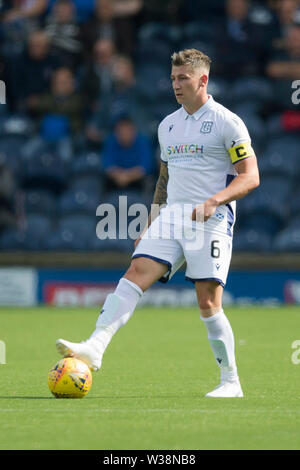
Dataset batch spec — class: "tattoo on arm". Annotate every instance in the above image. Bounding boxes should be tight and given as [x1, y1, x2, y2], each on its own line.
[153, 161, 168, 206]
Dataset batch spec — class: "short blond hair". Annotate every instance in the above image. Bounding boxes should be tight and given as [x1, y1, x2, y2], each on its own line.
[171, 49, 211, 74]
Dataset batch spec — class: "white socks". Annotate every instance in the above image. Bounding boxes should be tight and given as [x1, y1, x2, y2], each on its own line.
[89, 277, 143, 355]
[201, 309, 239, 383]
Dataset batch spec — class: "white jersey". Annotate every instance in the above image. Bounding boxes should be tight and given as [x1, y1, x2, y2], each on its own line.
[158, 95, 254, 237]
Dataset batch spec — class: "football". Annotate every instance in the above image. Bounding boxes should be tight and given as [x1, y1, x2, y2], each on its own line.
[48, 357, 92, 398]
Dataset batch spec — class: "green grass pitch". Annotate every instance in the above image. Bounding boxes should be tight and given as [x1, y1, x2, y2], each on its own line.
[0, 304, 300, 450]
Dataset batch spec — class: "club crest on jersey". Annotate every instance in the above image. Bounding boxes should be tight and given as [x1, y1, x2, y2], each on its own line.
[200, 121, 213, 133]
[169, 124, 174, 132]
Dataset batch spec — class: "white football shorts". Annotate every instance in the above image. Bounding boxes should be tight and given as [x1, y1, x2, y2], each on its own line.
[132, 214, 233, 287]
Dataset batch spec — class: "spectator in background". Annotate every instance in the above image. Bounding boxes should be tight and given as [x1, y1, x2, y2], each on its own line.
[266, 24, 300, 81]
[102, 115, 153, 193]
[46, 0, 95, 24]
[0, 160, 20, 233]
[266, 23, 300, 107]
[85, 54, 147, 148]
[44, 0, 83, 68]
[112, 0, 143, 55]
[213, 0, 275, 78]
[0, 0, 47, 59]
[1, 0, 47, 24]
[79, 38, 117, 113]
[27, 66, 84, 133]
[82, 0, 117, 59]
[9, 30, 61, 111]
[26, 66, 84, 159]
[271, 0, 300, 50]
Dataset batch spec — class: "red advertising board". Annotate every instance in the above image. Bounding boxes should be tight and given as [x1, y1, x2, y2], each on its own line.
[44, 282, 117, 306]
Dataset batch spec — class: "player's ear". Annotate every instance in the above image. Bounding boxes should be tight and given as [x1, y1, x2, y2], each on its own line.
[201, 74, 209, 86]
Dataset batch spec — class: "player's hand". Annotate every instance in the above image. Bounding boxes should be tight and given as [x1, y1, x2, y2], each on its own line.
[191, 198, 219, 222]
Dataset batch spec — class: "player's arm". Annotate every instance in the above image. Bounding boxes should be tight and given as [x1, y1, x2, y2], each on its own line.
[134, 161, 168, 248]
[192, 148, 260, 222]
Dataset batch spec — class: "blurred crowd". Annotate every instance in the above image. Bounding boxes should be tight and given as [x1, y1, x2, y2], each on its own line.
[0, 0, 300, 253]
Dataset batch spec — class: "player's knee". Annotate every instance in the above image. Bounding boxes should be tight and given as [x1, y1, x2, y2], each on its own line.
[198, 299, 221, 317]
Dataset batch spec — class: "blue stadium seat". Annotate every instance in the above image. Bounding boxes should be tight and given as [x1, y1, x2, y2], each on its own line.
[182, 21, 216, 42]
[233, 228, 273, 252]
[207, 78, 229, 105]
[290, 192, 300, 216]
[259, 136, 300, 178]
[135, 39, 172, 67]
[238, 212, 283, 235]
[0, 228, 34, 251]
[90, 235, 134, 253]
[68, 174, 104, 197]
[0, 135, 26, 178]
[231, 76, 273, 105]
[71, 152, 102, 176]
[22, 151, 69, 193]
[0, 114, 34, 137]
[57, 214, 96, 239]
[136, 65, 171, 102]
[24, 190, 57, 217]
[43, 213, 97, 251]
[25, 213, 54, 239]
[58, 188, 100, 215]
[273, 227, 300, 252]
[0, 214, 53, 251]
[238, 175, 292, 220]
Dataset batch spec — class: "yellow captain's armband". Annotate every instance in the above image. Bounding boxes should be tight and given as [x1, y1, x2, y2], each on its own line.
[228, 142, 255, 164]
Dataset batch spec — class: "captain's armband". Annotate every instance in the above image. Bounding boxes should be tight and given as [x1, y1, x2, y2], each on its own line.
[228, 142, 255, 164]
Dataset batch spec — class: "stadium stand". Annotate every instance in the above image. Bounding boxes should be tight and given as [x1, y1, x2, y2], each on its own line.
[0, 0, 299, 253]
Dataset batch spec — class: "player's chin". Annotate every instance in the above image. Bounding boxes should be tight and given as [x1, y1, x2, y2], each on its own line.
[175, 95, 183, 103]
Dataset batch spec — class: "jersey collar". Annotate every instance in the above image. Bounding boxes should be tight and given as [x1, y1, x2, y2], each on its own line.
[182, 95, 214, 120]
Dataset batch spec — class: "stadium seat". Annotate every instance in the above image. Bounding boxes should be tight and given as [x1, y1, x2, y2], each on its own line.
[0, 114, 34, 137]
[273, 227, 300, 252]
[0, 228, 34, 251]
[24, 190, 57, 217]
[290, 191, 300, 216]
[135, 39, 172, 67]
[238, 175, 292, 220]
[136, 65, 171, 102]
[233, 228, 273, 252]
[71, 152, 102, 176]
[182, 21, 216, 42]
[238, 212, 283, 236]
[90, 234, 134, 253]
[25, 213, 54, 239]
[0, 134, 27, 179]
[0, 214, 53, 251]
[21, 151, 69, 193]
[57, 188, 100, 215]
[68, 174, 104, 197]
[207, 78, 229, 105]
[57, 214, 96, 238]
[259, 136, 300, 178]
[231, 76, 273, 105]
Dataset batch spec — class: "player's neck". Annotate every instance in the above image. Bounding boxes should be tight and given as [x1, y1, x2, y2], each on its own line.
[183, 93, 209, 116]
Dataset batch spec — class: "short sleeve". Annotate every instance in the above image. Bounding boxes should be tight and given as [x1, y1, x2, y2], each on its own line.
[158, 122, 168, 163]
[223, 114, 255, 164]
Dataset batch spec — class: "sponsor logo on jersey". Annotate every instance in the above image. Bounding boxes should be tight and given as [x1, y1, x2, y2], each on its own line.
[167, 143, 204, 155]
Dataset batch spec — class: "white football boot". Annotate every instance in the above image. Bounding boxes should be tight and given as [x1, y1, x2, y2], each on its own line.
[56, 338, 103, 371]
[205, 381, 243, 398]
